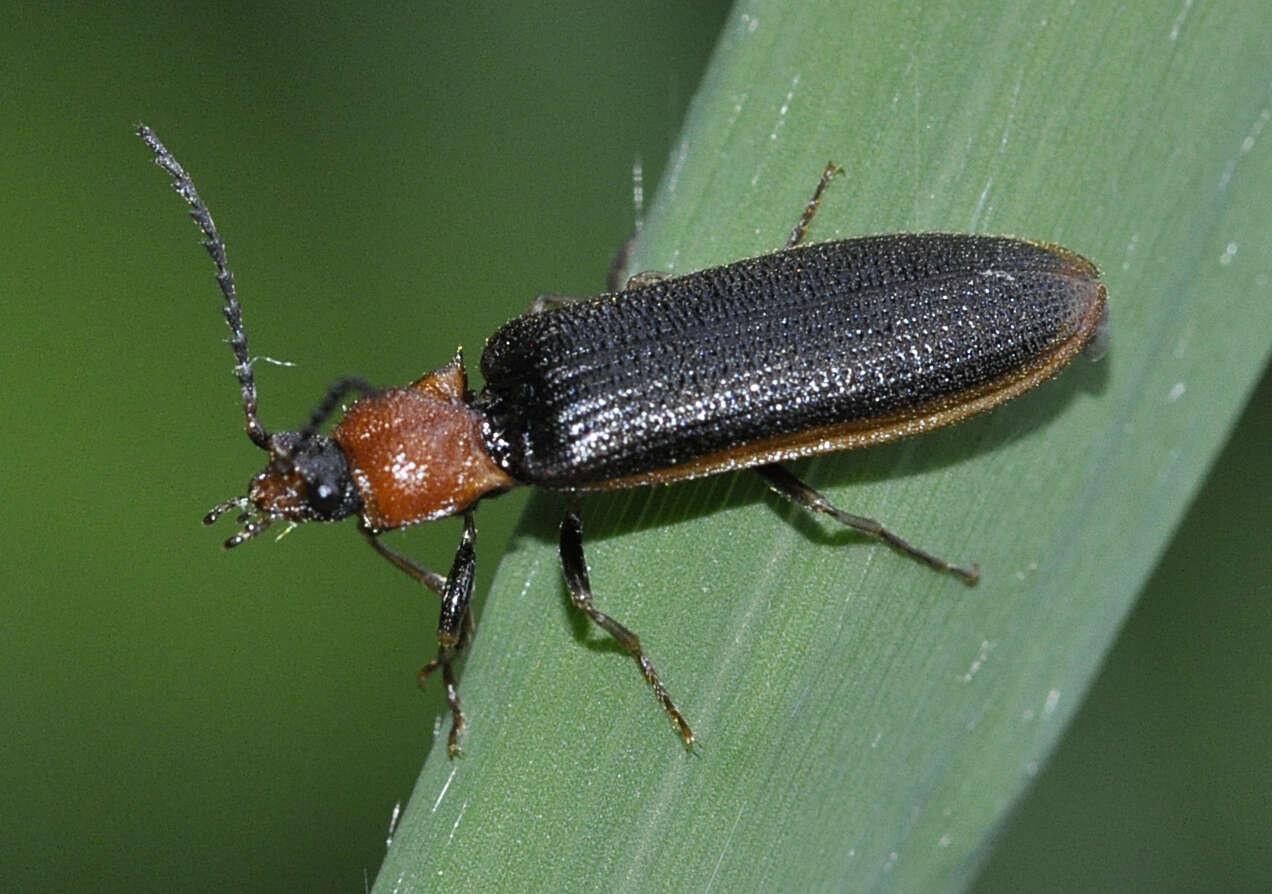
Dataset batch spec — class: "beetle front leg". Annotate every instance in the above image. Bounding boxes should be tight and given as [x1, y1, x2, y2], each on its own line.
[361, 524, 447, 596]
[526, 293, 585, 314]
[417, 512, 478, 757]
[559, 501, 695, 748]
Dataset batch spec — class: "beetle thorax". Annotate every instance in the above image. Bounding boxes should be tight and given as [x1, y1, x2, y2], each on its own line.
[330, 358, 516, 532]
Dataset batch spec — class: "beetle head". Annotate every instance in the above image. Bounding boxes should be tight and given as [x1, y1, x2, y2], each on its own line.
[205, 430, 363, 548]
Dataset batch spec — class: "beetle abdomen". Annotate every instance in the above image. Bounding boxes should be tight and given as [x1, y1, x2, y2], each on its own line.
[478, 234, 1104, 488]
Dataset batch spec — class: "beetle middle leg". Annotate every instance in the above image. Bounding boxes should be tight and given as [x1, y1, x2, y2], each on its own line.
[559, 500, 695, 747]
[755, 464, 980, 585]
[605, 162, 847, 295]
[788, 162, 844, 249]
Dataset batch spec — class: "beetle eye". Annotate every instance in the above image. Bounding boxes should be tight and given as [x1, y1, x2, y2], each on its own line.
[310, 480, 344, 517]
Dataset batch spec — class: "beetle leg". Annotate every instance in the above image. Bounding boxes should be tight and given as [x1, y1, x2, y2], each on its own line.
[364, 520, 472, 756]
[623, 270, 669, 290]
[528, 266, 669, 312]
[399, 512, 477, 758]
[526, 293, 587, 314]
[604, 157, 648, 291]
[361, 524, 447, 596]
[756, 464, 980, 585]
[559, 501, 695, 748]
[787, 162, 844, 249]
[606, 233, 639, 293]
[609, 160, 843, 293]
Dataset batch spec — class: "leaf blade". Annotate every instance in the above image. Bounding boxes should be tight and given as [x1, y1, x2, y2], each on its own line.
[376, 1, 1272, 890]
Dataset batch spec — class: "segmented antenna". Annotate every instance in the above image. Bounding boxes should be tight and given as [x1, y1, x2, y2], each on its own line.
[292, 377, 375, 443]
[137, 124, 269, 450]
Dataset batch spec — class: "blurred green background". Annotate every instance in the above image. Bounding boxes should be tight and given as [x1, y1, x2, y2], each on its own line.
[2, 1, 1267, 891]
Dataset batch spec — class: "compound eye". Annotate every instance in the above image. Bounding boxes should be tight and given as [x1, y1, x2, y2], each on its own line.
[309, 479, 346, 518]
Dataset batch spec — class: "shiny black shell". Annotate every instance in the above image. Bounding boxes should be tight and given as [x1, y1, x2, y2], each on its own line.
[476, 233, 1103, 487]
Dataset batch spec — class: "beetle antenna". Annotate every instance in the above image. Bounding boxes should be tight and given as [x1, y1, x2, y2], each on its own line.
[298, 376, 378, 440]
[138, 124, 270, 450]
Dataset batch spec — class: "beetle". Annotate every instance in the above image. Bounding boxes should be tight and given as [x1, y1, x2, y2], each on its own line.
[138, 125, 1107, 756]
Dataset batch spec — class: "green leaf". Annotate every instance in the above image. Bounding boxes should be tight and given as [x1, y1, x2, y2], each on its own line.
[376, 1, 1272, 890]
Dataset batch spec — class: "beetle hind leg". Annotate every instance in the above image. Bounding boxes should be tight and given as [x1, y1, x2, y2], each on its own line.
[756, 464, 980, 584]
